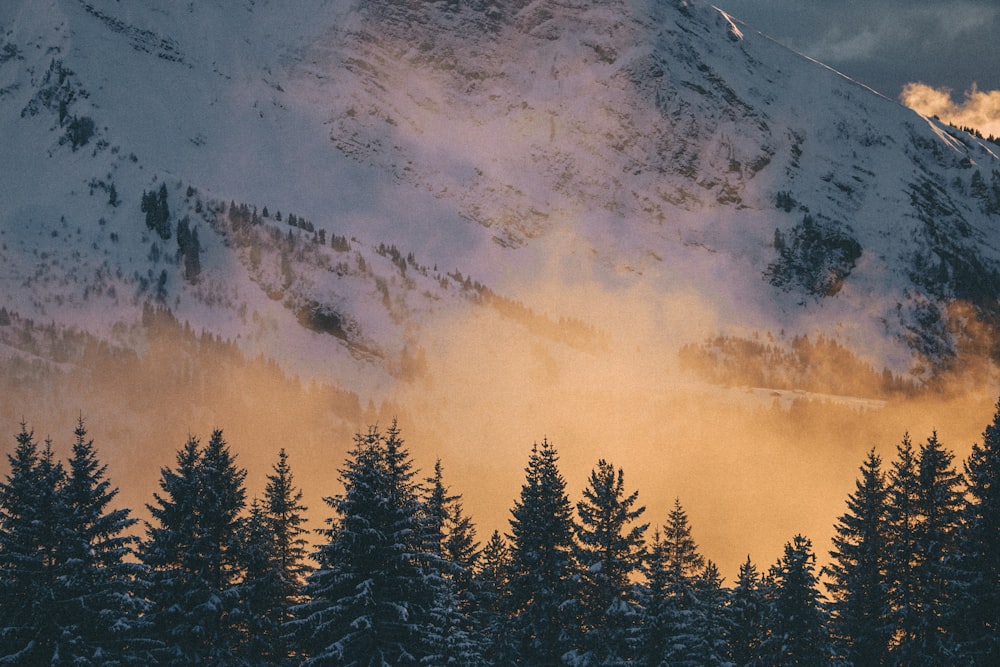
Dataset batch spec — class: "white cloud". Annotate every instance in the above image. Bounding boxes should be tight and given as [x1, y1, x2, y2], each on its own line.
[901, 82, 1000, 139]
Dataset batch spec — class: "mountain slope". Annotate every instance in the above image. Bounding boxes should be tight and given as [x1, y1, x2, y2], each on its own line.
[5, 0, 998, 390]
[3, 0, 1000, 578]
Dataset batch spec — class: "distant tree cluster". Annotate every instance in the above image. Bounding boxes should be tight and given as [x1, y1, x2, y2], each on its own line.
[141, 184, 171, 241]
[3, 399, 1000, 665]
[767, 213, 863, 297]
[679, 333, 919, 398]
[175, 216, 201, 282]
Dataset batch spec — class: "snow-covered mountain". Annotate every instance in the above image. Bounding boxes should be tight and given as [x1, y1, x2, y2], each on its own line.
[4, 0, 1000, 575]
[3, 0, 998, 394]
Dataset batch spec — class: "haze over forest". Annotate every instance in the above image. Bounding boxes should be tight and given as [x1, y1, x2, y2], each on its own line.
[2, 3, 1000, 661]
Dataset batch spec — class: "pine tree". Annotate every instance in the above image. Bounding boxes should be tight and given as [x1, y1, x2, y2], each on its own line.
[824, 448, 891, 665]
[690, 560, 730, 667]
[264, 448, 310, 659]
[884, 434, 922, 667]
[637, 528, 672, 667]
[728, 556, 767, 667]
[54, 417, 147, 664]
[760, 535, 829, 666]
[139, 431, 248, 664]
[506, 438, 579, 666]
[239, 498, 288, 665]
[0, 425, 65, 663]
[910, 432, 964, 664]
[295, 422, 436, 665]
[653, 498, 712, 667]
[422, 459, 484, 664]
[236, 448, 309, 665]
[571, 459, 647, 666]
[476, 530, 516, 666]
[956, 399, 1000, 664]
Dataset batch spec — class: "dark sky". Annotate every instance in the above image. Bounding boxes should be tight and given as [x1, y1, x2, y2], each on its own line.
[713, 0, 1000, 100]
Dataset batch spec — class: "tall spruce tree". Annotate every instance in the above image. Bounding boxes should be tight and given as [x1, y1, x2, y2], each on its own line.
[691, 560, 730, 667]
[910, 432, 964, 665]
[506, 438, 579, 666]
[728, 556, 767, 667]
[956, 399, 1000, 664]
[264, 447, 310, 660]
[637, 498, 714, 666]
[55, 417, 146, 664]
[885, 433, 921, 666]
[239, 498, 284, 665]
[570, 459, 647, 666]
[761, 534, 829, 666]
[824, 448, 891, 666]
[295, 422, 436, 665]
[139, 430, 248, 664]
[476, 530, 517, 666]
[237, 449, 310, 665]
[637, 528, 672, 667]
[0, 426, 65, 663]
[422, 459, 484, 665]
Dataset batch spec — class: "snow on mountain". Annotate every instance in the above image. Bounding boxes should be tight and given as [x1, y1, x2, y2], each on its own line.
[3, 0, 1000, 576]
[2, 0, 999, 395]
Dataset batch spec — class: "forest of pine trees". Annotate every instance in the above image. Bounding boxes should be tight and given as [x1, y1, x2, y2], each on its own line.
[2, 402, 1000, 665]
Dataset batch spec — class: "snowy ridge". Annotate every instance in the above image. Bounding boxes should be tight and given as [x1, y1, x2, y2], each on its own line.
[0, 0, 999, 395]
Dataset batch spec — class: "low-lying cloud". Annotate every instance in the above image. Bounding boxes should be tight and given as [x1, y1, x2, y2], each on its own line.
[901, 82, 1000, 139]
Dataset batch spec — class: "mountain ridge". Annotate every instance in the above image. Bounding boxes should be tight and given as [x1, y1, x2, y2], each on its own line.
[1, 0, 999, 391]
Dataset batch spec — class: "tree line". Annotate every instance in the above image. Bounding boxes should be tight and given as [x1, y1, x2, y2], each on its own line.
[1, 401, 999, 665]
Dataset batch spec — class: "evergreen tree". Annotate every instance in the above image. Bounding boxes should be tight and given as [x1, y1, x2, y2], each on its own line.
[636, 528, 672, 667]
[419, 460, 483, 665]
[824, 448, 891, 666]
[54, 417, 147, 664]
[884, 434, 922, 667]
[141, 184, 171, 240]
[506, 439, 579, 665]
[728, 556, 767, 667]
[760, 535, 829, 666]
[910, 432, 964, 665]
[653, 498, 713, 667]
[264, 448, 310, 652]
[571, 459, 647, 666]
[422, 459, 484, 663]
[476, 530, 516, 666]
[238, 498, 283, 665]
[0, 426, 65, 663]
[139, 431, 248, 664]
[237, 448, 309, 665]
[690, 560, 730, 667]
[295, 422, 436, 665]
[956, 399, 1000, 664]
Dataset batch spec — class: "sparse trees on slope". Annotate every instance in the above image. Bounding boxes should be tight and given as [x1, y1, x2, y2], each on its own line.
[824, 448, 892, 666]
[141, 183, 171, 241]
[570, 459, 647, 666]
[506, 438, 579, 665]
